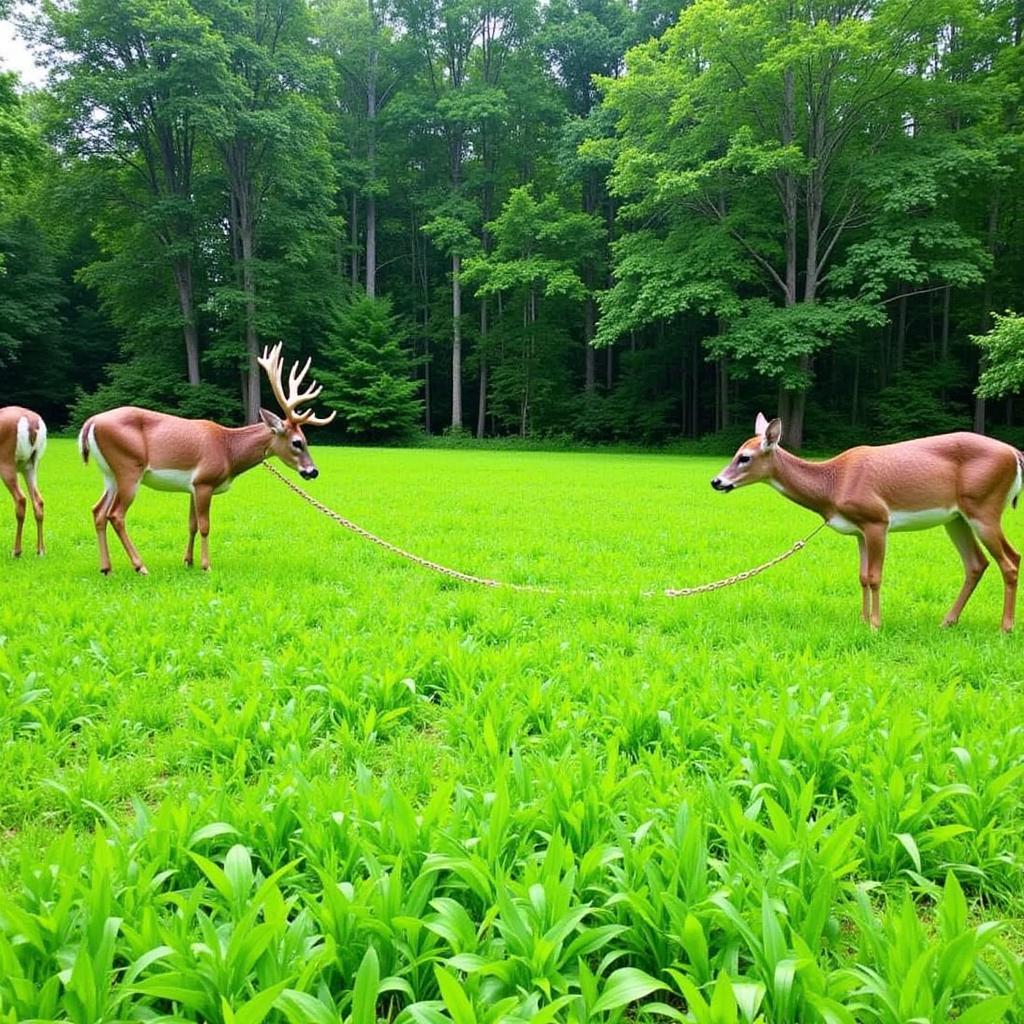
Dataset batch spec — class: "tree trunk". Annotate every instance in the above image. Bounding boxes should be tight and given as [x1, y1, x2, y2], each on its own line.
[781, 67, 798, 308]
[241, 222, 261, 425]
[424, 331, 432, 433]
[451, 252, 462, 428]
[226, 172, 262, 424]
[584, 294, 596, 392]
[787, 385, 807, 450]
[350, 190, 359, 287]
[365, 44, 377, 298]
[366, 194, 376, 298]
[171, 258, 201, 385]
[415, 215, 432, 434]
[477, 300, 488, 438]
[780, 355, 809, 449]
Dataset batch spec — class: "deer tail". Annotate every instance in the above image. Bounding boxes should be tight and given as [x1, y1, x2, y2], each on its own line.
[79, 418, 94, 464]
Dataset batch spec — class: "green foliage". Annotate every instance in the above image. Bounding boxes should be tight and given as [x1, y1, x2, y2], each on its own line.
[873, 360, 970, 441]
[0, 213, 64, 371]
[464, 185, 603, 302]
[974, 312, 1024, 400]
[319, 293, 423, 440]
[3, 0, 1024, 445]
[70, 352, 239, 424]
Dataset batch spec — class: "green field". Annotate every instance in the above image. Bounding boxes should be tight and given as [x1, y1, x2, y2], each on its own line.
[1, 440, 1023, 1022]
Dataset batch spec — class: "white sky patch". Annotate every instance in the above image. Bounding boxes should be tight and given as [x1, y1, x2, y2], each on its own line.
[0, 16, 46, 89]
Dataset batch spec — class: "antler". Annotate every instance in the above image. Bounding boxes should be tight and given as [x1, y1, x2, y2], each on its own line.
[257, 343, 336, 427]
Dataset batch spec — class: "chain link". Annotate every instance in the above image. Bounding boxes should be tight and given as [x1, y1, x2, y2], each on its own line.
[264, 461, 825, 598]
[661, 520, 827, 598]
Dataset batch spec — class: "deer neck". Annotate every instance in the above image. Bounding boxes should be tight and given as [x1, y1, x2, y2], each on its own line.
[226, 423, 274, 478]
[768, 447, 835, 519]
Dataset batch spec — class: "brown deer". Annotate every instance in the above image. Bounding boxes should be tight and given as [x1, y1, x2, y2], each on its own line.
[79, 344, 335, 574]
[0, 406, 46, 558]
[712, 414, 1023, 630]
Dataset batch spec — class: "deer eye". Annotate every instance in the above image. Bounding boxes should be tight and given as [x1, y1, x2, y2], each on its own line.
[737, 454, 751, 465]
[291, 439, 304, 451]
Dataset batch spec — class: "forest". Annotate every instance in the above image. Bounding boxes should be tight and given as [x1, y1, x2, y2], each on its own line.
[0, 0, 1022, 450]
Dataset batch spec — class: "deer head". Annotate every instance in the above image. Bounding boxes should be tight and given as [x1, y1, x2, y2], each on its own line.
[711, 412, 783, 492]
[257, 343, 336, 479]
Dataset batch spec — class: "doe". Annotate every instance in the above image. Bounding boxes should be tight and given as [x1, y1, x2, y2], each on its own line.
[712, 414, 1023, 631]
[79, 344, 335, 574]
[0, 406, 46, 558]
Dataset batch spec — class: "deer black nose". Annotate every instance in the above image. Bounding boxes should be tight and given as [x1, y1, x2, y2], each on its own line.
[711, 477, 732, 492]
[300, 467, 319, 480]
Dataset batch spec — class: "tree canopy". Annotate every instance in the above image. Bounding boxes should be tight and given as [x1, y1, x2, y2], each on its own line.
[1, 0, 1022, 446]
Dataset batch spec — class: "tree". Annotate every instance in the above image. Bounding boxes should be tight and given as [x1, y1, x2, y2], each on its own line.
[974, 312, 1024, 399]
[543, 0, 632, 395]
[318, 293, 422, 438]
[317, 0, 412, 298]
[463, 184, 602, 433]
[35, 0, 227, 386]
[197, 0, 336, 422]
[598, 0, 992, 447]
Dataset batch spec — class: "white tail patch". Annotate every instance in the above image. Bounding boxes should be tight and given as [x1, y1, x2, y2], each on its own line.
[86, 425, 117, 493]
[14, 416, 45, 466]
[14, 417, 31, 465]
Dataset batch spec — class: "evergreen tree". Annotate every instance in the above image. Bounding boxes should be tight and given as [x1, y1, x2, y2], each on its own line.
[319, 293, 422, 439]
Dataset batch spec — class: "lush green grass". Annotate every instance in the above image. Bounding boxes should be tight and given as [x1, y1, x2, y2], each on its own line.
[1, 439, 1023, 1022]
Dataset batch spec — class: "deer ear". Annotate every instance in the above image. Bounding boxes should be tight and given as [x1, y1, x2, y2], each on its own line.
[754, 412, 769, 436]
[763, 418, 783, 447]
[259, 408, 285, 435]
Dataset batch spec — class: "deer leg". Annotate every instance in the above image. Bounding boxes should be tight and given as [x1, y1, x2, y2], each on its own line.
[92, 486, 116, 573]
[969, 515, 1020, 632]
[2, 465, 26, 558]
[857, 534, 870, 623]
[861, 523, 887, 630]
[184, 494, 198, 567]
[22, 459, 44, 556]
[941, 517, 988, 627]
[106, 479, 148, 575]
[193, 485, 213, 571]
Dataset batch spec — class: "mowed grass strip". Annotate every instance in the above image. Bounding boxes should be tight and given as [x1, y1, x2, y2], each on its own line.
[0, 439, 1022, 1021]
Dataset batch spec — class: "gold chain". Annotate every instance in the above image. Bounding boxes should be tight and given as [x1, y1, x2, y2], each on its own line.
[264, 461, 825, 598]
[661, 520, 827, 597]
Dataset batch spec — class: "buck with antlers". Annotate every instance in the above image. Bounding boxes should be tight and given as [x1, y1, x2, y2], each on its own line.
[79, 344, 335, 574]
[1, 406, 46, 558]
[712, 414, 1024, 631]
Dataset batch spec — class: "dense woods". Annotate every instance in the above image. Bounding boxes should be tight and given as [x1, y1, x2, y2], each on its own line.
[0, 0, 1022, 448]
